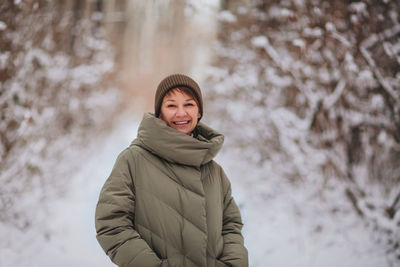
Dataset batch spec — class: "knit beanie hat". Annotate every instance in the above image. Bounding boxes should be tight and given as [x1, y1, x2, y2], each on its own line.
[155, 74, 203, 119]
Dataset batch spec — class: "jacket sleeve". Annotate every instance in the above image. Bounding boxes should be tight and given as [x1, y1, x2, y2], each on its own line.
[95, 150, 166, 267]
[219, 168, 249, 267]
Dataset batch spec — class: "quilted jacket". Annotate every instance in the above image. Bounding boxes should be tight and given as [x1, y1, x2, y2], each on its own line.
[95, 113, 248, 267]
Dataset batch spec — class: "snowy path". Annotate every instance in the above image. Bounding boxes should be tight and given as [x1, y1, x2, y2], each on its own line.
[41, 115, 142, 267]
[1, 114, 140, 267]
[1, 114, 390, 266]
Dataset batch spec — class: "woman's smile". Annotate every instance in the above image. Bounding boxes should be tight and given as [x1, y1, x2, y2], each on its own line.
[159, 89, 201, 135]
[173, 120, 190, 125]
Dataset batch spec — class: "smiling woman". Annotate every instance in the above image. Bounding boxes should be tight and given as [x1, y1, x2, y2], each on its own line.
[95, 74, 248, 267]
[159, 88, 201, 135]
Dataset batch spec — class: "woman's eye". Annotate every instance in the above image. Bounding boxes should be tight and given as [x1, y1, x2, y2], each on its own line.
[185, 103, 194, 107]
[167, 104, 176, 108]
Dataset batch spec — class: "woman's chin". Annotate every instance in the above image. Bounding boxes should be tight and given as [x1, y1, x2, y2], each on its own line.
[171, 126, 191, 135]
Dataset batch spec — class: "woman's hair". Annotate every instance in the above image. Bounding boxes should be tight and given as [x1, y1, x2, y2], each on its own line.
[163, 87, 200, 107]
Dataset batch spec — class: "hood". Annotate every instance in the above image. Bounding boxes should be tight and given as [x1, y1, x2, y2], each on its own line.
[131, 113, 224, 167]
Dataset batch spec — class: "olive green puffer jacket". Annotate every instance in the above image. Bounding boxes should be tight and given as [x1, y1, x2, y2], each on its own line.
[95, 113, 248, 267]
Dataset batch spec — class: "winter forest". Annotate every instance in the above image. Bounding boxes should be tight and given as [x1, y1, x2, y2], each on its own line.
[1, 0, 399, 266]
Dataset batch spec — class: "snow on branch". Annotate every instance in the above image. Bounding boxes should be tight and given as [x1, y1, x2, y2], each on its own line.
[323, 79, 346, 109]
[383, 41, 400, 65]
[360, 24, 400, 105]
[387, 191, 400, 219]
[325, 22, 352, 47]
[251, 35, 316, 106]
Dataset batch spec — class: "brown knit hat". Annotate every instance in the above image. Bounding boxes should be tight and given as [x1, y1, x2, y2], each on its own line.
[155, 74, 203, 119]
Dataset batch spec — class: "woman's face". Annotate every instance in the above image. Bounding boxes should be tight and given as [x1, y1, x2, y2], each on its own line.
[159, 89, 201, 135]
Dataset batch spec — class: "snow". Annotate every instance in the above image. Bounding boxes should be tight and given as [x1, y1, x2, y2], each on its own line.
[251, 35, 268, 48]
[265, 68, 292, 87]
[0, 113, 140, 267]
[303, 27, 324, 37]
[293, 38, 306, 48]
[0, 108, 392, 267]
[0, 21, 7, 31]
[216, 148, 388, 267]
[349, 2, 368, 16]
[185, 0, 220, 19]
[203, 4, 400, 257]
[0, 52, 9, 68]
[218, 10, 237, 23]
[269, 6, 294, 19]
[2, 1, 399, 266]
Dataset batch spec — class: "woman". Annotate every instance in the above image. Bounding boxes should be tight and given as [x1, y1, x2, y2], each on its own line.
[95, 74, 248, 267]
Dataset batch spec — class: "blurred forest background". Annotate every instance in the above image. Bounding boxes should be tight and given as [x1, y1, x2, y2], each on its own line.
[1, 0, 399, 266]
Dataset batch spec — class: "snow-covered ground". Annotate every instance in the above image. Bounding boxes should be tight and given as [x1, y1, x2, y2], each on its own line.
[0, 112, 390, 267]
[217, 153, 389, 267]
[0, 113, 140, 267]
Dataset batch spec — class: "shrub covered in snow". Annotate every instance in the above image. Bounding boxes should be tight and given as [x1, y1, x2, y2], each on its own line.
[205, 0, 400, 263]
[0, 1, 120, 231]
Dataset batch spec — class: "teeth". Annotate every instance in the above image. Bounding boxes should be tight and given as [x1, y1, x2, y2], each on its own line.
[174, 121, 189, 125]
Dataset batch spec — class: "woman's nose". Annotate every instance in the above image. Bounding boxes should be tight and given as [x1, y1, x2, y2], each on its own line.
[176, 106, 186, 116]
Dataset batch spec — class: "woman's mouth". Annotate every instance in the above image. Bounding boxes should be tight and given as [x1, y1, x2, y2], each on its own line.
[173, 120, 190, 125]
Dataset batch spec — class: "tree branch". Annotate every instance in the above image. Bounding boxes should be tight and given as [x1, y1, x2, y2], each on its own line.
[360, 24, 400, 105]
[386, 191, 400, 219]
[345, 188, 364, 218]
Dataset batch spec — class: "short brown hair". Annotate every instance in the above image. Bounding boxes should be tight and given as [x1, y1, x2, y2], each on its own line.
[164, 87, 200, 107]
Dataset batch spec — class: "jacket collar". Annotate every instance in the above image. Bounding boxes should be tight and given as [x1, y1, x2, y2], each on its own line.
[131, 113, 224, 167]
